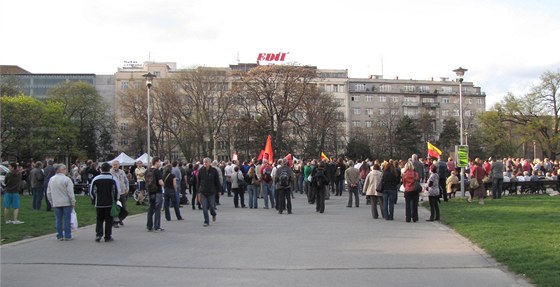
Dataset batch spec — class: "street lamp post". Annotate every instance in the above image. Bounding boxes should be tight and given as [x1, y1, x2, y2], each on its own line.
[143, 72, 156, 162]
[533, 140, 537, 159]
[453, 67, 468, 197]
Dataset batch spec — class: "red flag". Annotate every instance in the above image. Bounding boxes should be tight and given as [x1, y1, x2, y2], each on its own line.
[427, 142, 442, 159]
[285, 153, 293, 167]
[264, 135, 274, 163]
[257, 149, 265, 160]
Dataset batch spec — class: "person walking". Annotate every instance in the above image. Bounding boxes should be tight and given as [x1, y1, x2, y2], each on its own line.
[29, 161, 45, 210]
[345, 160, 360, 208]
[198, 158, 220, 227]
[490, 157, 504, 199]
[90, 163, 120, 242]
[163, 164, 183, 221]
[363, 164, 383, 219]
[426, 165, 440, 221]
[275, 159, 294, 214]
[3, 163, 23, 224]
[46, 164, 76, 241]
[381, 161, 399, 221]
[110, 161, 129, 227]
[401, 161, 420, 223]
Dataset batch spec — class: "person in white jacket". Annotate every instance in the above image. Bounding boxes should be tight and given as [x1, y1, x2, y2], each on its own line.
[47, 164, 76, 241]
[362, 164, 383, 219]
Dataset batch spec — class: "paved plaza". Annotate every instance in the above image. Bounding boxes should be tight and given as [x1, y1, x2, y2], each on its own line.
[1, 193, 532, 287]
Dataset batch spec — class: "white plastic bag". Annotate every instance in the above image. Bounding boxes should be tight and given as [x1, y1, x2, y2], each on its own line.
[70, 210, 78, 230]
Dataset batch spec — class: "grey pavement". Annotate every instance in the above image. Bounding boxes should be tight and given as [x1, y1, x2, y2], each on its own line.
[1, 192, 532, 287]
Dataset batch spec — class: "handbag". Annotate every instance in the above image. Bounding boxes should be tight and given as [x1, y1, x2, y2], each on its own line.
[375, 177, 384, 193]
[413, 181, 422, 193]
[469, 168, 480, 189]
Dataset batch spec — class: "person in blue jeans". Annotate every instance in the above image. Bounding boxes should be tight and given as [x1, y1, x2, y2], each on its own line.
[380, 161, 400, 221]
[146, 157, 165, 232]
[29, 161, 45, 210]
[260, 159, 275, 209]
[247, 167, 260, 209]
[198, 158, 221, 227]
[47, 164, 76, 241]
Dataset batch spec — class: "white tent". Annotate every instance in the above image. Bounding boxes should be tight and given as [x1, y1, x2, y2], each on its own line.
[108, 152, 137, 166]
[135, 153, 152, 166]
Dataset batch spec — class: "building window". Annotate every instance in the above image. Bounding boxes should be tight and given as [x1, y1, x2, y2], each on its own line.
[380, 85, 392, 92]
[442, 97, 449, 104]
[366, 108, 374, 115]
[391, 96, 399, 103]
[477, 98, 484, 105]
[379, 95, 387, 102]
[153, 71, 161, 77]
[422, 98, 435, 103]
[353, 108, 361, 115]
[120, 138, 129, 146]
[352, 121, 361, 127]
[467, 98, 473, 104]
[365, 121, 373, 128]
[465, 110, 472, 116]
[379, 108, 386, 115]
[390, 109, 399, 116]
[404, 85, 415, 92]
[442, 110, 449, 117]
[355, 84, 366, 91]
[120, 81, 128, 90]
[404, 108, 416, 116]
[419, 86, 430, 93]
[442, 86, 452, 93]
[404, 97, 416, 103]
[453, 110, 459, 116]
[351, 95, 360, 102]
[120, 122, 128, 131]
[171, 151, 179, 160]
[366, 95, 373, 102]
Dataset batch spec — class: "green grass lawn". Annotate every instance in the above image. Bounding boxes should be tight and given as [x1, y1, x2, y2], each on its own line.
[0, 193, 148, 244]
[435, 195, 560, 287]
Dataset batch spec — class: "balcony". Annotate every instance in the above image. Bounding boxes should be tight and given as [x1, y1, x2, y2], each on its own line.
[421, 102, 439, 108]
[402, 102, 420, 107]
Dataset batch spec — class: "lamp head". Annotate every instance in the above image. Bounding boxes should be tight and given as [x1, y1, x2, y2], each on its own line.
[453, 67, 468, 83]
[142, 72, 156, 88]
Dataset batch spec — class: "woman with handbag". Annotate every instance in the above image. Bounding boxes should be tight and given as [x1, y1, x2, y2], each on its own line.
[401, 161, 420, 223]
[426, 165, 440, 221]
[470, 158, 487, 205]
[231, 166, 246, 208]
[380, 161, 400, 221]
[363, 164, 383, 219]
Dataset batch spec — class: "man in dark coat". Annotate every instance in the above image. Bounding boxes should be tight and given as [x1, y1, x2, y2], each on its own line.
[198, 157, 221, 227]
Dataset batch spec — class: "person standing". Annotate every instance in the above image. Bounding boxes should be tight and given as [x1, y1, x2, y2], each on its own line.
[401, 161, 420, 223]
[43, 160, 56, 211]
[198, 158, 220, 227]
[275, 159, 294, 214]
[171, 161, 183, 206]
[30, 161, 45, 210]
[303, 160, 313, 202]
[363, 164, 383, 219]
[46, 164, 76, 241]
[345, 160, 360, 208]
[163, 164, 183, 221]
[90, 163, 120, 242]
[231, 166, 246, 208]
[246, 166, 260, 209]
[3, 163, 23, 224]
[426, 165, 440, 221]
[260, 159, 275, 209]
[381, 161, 399, 221]
[490, 157, 504, 199]
[311, 161, 329, 214]
[110, 161, 129, 227]
[470, 158, 487, 205]
[134, 161, 146, 205]
[146, 157, 165, 232]
[191, 163, 201, 210]
[335, 159, 346, 196]
[436, 156, 449, 202]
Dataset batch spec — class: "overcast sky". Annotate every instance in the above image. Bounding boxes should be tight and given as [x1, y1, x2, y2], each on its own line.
[1, 0, 559, 108]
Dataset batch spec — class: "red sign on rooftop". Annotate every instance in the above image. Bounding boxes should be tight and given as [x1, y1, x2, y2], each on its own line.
[257, 52, 288, 62]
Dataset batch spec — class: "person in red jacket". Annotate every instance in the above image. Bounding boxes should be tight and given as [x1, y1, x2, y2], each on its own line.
[401, 161, 420, 223]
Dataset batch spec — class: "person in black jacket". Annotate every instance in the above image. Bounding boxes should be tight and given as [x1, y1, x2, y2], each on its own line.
[198, 158, 221, 227]
[90, 163, 119, 242]
[381, 160, 400, 221]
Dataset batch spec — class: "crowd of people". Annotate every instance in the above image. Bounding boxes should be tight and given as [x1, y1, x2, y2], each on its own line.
[2, 154, 559, 242]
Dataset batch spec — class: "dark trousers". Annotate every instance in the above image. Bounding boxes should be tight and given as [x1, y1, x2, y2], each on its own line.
[404, 191, 419, 222]
[428, 196, 440, 220]
[233, 188, 245, 207]
[96, 207, 113, 239]
[164, 191, 182, 220]
[347, 186, 359, 207]
[492, 178, 503, 199]
[43, 188, 52, 211]
[307, 185, 316, 204]
[439, 178, 448, 201]
[316, 187, 326, 213]
[277, 187, 292, 213]
[370, 195, 384, 218]
[192, 188, 201, 209]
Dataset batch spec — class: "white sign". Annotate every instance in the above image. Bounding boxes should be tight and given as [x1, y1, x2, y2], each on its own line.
[123, 61, 142, 68]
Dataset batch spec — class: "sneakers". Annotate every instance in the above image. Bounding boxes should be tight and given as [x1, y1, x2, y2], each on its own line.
[5, 220, 12, 224]
[203, 223, 209, 227]
[212, 215, 216, 222]
[95, 236, 102, 242]
[154, 228, 165, 232]
[105, 237, 114, 242]
[12, 220, 24, 225]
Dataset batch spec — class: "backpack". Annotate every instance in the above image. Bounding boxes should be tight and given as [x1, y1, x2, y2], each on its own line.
[437, 162, 448, 179]
[335, 167, 341, 177]
[263, 168, 272, 182]
[313, 170, 328, 187]
[145, 168, 158, 194]
[279, 168, 290, 188]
